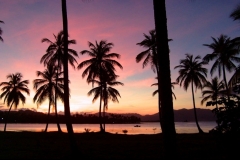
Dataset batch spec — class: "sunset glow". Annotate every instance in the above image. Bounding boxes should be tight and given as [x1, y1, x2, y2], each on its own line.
[0, 0, 239, 115]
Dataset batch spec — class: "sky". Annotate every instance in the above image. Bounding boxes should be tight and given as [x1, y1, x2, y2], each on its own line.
[0, 0, 240, 115]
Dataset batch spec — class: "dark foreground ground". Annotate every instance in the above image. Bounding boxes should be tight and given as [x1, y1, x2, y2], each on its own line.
[0, 131, 239, 159]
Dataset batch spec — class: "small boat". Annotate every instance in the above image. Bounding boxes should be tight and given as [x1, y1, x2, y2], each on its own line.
[134, 125, 141, 127]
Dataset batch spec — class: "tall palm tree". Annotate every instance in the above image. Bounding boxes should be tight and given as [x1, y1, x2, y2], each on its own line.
[151, 79, 177, 100]
[41, 30, 78, 132]
[78, 40, 123, 132]
[61, 0, 78, 154]
[33, 64, 64, 132]
[153, 0, 176, 157]
[201, 77, 225, 108]
[136, 29, 172, 131]
[0, 20, 4, 42]
[175, 54, 208, 133]
[230, 4, 240, 22]
[203, 34, 240, 101]
[0, 73, 29, 131]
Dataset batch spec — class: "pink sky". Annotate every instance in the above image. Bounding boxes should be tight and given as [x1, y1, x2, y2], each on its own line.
[0, 0, 240, 115]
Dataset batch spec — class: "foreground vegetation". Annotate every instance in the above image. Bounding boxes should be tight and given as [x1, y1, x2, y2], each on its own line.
[0, 131, 239, 159]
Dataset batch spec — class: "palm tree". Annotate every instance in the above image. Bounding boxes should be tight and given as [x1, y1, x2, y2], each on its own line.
[61, 0, 78, 154]
[0, 73, 29, 131]
[153, 0, 176, 156]
[88, 73, 123, 132]
[175, 54, 208, 133]
[41, 30, 78, 132]
[151, 79, 177, 100]
[136, 29, 172, 74]
[78, 40, 123, 132]
[230, 4, 240, 22]
[203, 34, 240, 101]
[33, 64, 64, 132]
[0, 20, 4, 42]
[201, 77, 225, 108]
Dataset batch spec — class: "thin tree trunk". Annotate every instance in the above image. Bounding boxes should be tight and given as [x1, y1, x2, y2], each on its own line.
[55, 61, 62, 132]
[4, 101, 14, 132]
[191, 81, 204, 133]
[153, 0, 176, 158]
[61, 0, 79, 155]
[99, 88, 104, 132]
[45, 101, 51, 132]
[223, 65, 231, 104]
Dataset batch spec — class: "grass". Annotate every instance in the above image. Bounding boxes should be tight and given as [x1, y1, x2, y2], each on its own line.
[0, 131, 239, 159]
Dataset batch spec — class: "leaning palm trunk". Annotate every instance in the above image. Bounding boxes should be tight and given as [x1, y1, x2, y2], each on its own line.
[4, 101, 14, 132]
[61, 0, 78, 154]
[191, 81, 204, 133]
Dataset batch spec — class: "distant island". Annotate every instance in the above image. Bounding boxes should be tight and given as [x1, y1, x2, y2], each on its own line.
[0, 108, 216, 124]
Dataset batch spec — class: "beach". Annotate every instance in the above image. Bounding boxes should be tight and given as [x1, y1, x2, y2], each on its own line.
[0, 131, 239, 159]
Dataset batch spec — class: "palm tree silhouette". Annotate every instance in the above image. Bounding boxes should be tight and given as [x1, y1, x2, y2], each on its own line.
[78, 40, 123, 132]
[136, 29, 172, 74]
[201, 77, 225, 108]
[136, 29, 172, 130]
[230, 3, 240, 22]
[33, 64, 64, 132]
[151, 79, 177, 100]
[203, 34, 240, 102]
[175, 54, 208, 133]
[88, 72, 123, 132]
[0, 20, 4, 42]
[0, 73, 29, 131]
[41, 30, 78, 132]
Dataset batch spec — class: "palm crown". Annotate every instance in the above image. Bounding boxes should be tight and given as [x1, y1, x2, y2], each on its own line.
[41, 30, 78, 69]
[0, 73, 29, 108]
[78, 40, 123, 83]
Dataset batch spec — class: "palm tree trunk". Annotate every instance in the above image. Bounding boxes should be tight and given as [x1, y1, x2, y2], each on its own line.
[45, 101, 51, 132]
[153, 0, 176, 158]
[55, 61, 62, 133]
[4, 101, 14, 132]
[223, 65, 231, 104]
[191, 81, 204, 133]
[61, 0, 79, 155]
[99, 89, 104, 132]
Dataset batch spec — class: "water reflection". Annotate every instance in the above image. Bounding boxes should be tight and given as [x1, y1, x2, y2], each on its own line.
[0, 122, 217, 134]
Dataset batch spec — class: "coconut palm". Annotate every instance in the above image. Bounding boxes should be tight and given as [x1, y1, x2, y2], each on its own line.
[151, 79, 177, 100]
[203, 34, 240, 100]
[0, 20, 4, 42]
[175, 54, 208, 133]
[88, 73, 123, 132]
[78, 40, 123, 132]
[136, 29, 172, 74]
[201, 77, 225, 108]
[41, 30, 78, 132]
[33, 64, 64, 132]
[0, 73, 29, 131]
[230, 3, 240, 22]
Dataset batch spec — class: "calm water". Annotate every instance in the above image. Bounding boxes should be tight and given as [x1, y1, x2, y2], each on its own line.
[0, 122, 217, 134]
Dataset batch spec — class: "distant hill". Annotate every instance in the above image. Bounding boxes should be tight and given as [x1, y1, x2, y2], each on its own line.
[140, 108, 216, 122]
